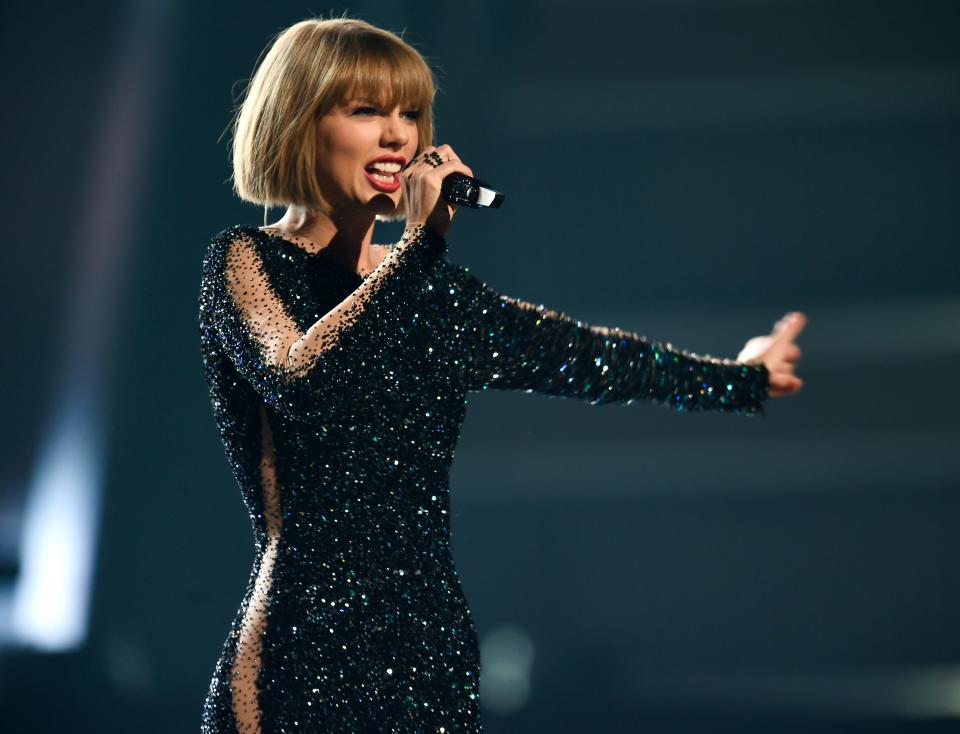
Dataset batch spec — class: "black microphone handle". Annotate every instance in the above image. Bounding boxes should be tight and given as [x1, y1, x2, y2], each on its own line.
[440, 172, 505, 209]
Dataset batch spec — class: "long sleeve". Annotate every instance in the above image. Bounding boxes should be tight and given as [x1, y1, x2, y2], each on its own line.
[446, 263, 770, 416]
[198, 224, 447, 423]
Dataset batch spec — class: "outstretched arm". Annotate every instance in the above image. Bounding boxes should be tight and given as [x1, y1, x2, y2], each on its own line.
[447, 263, 771, 415]
[199, 223, 447, 423]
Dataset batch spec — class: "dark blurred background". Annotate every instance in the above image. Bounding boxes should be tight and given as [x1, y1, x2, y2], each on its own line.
[1, 0, 958, 732]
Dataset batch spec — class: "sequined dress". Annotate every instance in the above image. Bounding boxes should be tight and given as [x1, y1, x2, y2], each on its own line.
[197, 223, 770, 733]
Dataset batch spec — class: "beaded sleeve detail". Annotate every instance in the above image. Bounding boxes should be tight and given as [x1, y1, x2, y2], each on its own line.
[198, 223, 448, 423]
[445, 263, 770, 415]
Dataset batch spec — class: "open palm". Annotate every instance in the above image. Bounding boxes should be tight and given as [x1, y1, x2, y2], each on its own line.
[736, 312, 807, 398]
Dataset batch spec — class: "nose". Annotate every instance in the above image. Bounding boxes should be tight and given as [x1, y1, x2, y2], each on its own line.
[380, 109, 409, 149]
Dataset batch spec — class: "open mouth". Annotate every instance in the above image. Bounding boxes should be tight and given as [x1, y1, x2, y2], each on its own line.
[364, 161, 403, 191]
[365, 167, 399, 184]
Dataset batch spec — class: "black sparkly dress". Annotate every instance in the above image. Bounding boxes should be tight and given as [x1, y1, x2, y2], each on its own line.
[197, 223, 770, 733]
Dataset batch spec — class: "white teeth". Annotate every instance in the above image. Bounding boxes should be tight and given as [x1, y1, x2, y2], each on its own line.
[368, 161, 402, 173]
[370, 172, 395, 184]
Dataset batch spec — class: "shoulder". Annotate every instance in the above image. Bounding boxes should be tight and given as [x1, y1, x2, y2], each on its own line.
[201, 226, 274, 298]
[209, 223, 261, 248]
[204, 224, 262, 263]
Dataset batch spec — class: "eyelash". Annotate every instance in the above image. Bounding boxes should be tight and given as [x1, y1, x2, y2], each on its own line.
[352, 106, 421, 120]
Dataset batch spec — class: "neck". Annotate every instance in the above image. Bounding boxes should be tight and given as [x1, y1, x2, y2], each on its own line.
[270, 205, 379, 271]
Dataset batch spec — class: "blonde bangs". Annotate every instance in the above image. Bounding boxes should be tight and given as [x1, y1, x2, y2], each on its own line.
[342, 47, 433, 112]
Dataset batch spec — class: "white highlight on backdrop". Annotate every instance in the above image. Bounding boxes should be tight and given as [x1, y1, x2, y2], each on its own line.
[5, 0, 172, 650]
[10, 403, 100, 649]
[479, 624, 536, 715]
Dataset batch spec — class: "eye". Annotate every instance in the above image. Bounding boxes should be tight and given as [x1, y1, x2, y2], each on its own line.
[402, 109, 422, 121]
[351, 106, 378, 116]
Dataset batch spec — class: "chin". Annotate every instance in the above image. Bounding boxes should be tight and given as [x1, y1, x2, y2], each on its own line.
[367, 193, 403, 217]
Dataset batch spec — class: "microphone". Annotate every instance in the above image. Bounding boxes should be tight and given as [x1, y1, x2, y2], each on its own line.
[441, 172, 505, 209]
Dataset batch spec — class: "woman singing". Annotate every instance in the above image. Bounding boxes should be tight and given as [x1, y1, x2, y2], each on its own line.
[197, 16, 806, 734]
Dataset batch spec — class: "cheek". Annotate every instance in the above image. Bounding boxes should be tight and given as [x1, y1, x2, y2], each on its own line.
[321, 149, 362, 189]
[317, 122, 367, 171]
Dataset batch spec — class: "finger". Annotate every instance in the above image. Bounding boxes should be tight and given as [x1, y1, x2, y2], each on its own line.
[417, 149, 453, 171]
[438, 156, 474, 179]
[406, 147, 438, 169]
[773, 312, 807, 341]
[424, 157, 475, 183]
[772, 342, 802, 364]
[431, 145, 473, 175]
[774, 311, 806, 329]
[402, 155, 425, 173]
[402, 154, 440, 180]
[785, 375, 804, 394]
[768, 360, 797, 380]
[768, 372, 804, 396]
[434, 143, 458, 159]
[416, 150, 439, 167]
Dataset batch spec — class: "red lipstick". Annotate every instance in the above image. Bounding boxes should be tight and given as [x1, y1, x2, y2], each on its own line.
[363, 155, 406, 193]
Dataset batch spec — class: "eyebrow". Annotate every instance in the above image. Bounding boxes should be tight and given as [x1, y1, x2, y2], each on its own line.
[343, 97, 419, 110]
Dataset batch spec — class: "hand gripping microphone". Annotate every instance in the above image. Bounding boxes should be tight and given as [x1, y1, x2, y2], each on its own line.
[440, 172, 505, 209]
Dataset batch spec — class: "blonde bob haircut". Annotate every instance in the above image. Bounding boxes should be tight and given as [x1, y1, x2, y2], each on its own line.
[229, 17, 437, 222]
